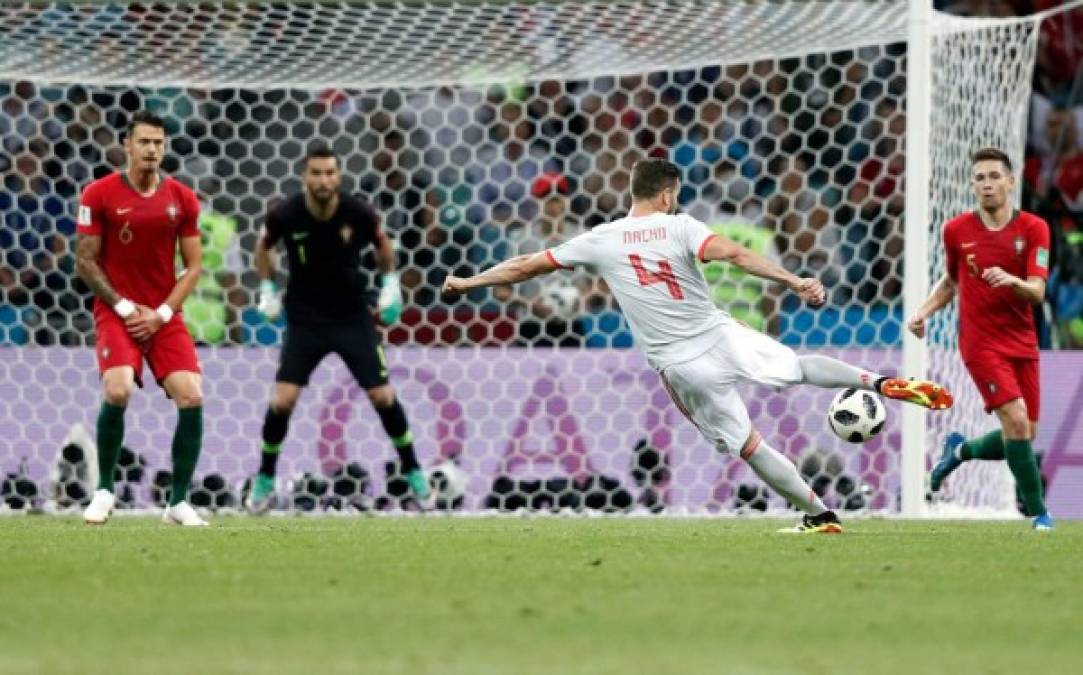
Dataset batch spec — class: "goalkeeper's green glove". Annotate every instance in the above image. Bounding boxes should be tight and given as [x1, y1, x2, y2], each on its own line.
[377, 272, 403, 324]
[258, 280, 282, 321]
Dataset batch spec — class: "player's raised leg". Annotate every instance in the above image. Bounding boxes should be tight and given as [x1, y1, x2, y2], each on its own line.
[796, 354, 954, 410]
[83, 366, 135, 525]
[247, 382, 300, 514]
[367, 384, 433, 509]
[661, 348, 840, 533]
[160, 370, 208, 526]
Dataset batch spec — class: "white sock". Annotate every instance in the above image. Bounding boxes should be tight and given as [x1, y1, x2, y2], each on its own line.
[745, 438, 828, 515]
[798, 355, 883, 392]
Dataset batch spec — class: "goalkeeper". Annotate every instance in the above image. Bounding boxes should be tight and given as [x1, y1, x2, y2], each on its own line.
[246, 146, 432, 512]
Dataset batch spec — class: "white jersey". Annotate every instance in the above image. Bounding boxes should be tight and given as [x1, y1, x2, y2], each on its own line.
[548, 213, 728, 370]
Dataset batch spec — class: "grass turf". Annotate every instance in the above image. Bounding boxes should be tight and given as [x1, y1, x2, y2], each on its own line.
[1, 517, 1080, 675]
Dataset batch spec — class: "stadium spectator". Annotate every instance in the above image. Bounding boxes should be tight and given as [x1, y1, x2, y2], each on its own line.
[1025, 107, 1083, 208]
[1032, 1, 1083, 99]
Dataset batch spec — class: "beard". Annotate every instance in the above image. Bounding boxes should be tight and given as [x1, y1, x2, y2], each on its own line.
[309, 187, 334, 204]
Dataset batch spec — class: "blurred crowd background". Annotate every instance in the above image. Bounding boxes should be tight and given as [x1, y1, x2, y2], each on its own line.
[1, 0, 1081, 351]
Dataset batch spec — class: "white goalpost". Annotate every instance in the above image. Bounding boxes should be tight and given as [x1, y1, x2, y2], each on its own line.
[0, 0, 1077, 516]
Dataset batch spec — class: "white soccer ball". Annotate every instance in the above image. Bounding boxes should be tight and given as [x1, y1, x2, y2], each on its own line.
[827, 388, 887, 443]
[426, 460, 468, 506]
[542, 283, 579, 318]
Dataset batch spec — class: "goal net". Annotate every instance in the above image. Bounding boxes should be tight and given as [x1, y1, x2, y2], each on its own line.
[0, 1, 1049, 516]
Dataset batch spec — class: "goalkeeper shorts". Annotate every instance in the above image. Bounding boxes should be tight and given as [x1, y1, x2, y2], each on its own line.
[276, 318, 389, 389]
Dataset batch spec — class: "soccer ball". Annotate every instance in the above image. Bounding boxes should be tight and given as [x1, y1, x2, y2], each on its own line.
[827, 388, 887, 443]
[542, 283, 579, 318]
[426, 460, 468, 508]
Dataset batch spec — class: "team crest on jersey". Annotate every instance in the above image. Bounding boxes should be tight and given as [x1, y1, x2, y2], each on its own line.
[340, 224, 353, 244]
[166, 204, 178, 223]
[1014, 236, 1025, 255]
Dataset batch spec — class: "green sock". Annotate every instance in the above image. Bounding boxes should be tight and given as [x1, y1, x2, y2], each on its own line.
[259, 442, 281, 478]
[95, 402, 126, 492]
[170, 406, 203, 506]
[960, 430, 1006, 461]
[1004, 438, 1046, 517]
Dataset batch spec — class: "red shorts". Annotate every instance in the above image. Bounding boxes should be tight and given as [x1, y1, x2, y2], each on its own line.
[94, 310, 201, 387]
[963, 351, 1040, 421]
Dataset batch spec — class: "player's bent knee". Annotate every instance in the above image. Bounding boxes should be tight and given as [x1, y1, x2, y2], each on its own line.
[367, 386, 395, 409]
[1001, 413, 1030, 439]
[1004, 421, 1029, 440]
[271, 399, 296, 415]
[102, 383, 132, 407]
[174, 391, 203, 409]
[271, 383, 302, 413]
[101, 368, 134, 406]
[271, 393, 299, 413]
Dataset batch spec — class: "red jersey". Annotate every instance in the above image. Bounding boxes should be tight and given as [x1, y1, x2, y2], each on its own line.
[77, 173, 199, 317]
[943, 210, 1050, 360]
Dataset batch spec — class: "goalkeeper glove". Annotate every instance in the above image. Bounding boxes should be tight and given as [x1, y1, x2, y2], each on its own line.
[377, 272, 403, 325]
[257, 280, 282, 321]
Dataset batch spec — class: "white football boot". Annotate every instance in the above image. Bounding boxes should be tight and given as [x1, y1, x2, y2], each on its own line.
[83, 489, 115, 525]
[162, 501, 209, 527]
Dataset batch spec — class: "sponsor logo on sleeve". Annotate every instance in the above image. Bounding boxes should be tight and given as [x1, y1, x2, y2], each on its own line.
[1036, 247, 1049, 269]
[78, 205, 91, 226]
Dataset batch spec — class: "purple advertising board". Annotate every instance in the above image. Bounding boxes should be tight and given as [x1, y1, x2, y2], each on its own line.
[1, 347, 1080, 517]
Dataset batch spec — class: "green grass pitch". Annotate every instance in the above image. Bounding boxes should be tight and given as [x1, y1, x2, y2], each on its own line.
[1, 517, 1080, 674]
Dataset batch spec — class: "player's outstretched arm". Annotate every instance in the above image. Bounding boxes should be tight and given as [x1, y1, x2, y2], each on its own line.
[442, 252, 557, 296]
[907, 273, 956, 339]
[701, 234, 824, 306]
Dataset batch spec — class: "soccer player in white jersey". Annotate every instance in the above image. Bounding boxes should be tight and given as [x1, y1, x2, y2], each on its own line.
[444, 158, 954, 533]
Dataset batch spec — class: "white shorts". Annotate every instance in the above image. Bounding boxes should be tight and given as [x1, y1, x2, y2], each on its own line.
[659, 320, 801, 456]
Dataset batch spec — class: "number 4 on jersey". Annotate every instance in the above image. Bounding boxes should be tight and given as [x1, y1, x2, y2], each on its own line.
[628, 254, 684, 300]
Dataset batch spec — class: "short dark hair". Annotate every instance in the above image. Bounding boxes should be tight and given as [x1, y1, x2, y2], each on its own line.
[304, 145, 338, 167]
[971, 147, 1013, 172]
[631, 158, 681, 200]
[125, 110, 166, 139]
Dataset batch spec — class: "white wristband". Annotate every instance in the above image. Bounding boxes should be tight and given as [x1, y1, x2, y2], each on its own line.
[155, 303, 174, 323]
[113, 298, 136, 319]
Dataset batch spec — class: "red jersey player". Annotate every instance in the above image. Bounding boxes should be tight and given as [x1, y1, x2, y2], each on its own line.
[909, 147, 1053, 531]
[76, 111, 208, 526]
